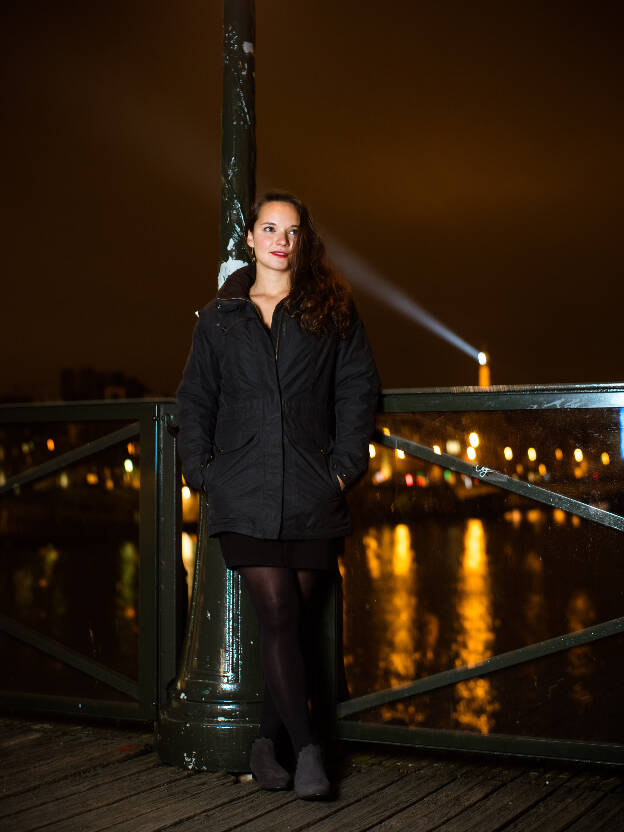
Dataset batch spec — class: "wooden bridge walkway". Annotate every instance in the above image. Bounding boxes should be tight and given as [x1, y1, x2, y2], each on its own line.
[0, 717, 622, 831]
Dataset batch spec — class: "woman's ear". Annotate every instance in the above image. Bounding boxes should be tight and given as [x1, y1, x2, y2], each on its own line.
[246, 229, 254, 248]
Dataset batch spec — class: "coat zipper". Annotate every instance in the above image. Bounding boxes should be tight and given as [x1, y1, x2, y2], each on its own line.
[218, 295, 284, 533]
[273, 306, 282, 360]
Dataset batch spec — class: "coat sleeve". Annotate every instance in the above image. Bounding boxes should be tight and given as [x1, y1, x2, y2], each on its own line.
[329, 304, 380, 490]
[176, 309, 221, 491]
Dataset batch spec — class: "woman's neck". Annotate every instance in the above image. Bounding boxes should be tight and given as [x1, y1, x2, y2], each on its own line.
[251, 264, 291, 298]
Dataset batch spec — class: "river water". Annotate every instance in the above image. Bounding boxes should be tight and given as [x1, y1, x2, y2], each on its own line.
[2, 499, 622, 742]
[341, 506, 623, 744]
[2, 406, 623, 743]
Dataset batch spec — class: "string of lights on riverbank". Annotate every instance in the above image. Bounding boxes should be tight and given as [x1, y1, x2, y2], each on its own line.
[1, 408, 622, 503]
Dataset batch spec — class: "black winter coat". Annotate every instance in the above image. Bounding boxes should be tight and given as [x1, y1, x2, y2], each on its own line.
[176, 265, 380, 540]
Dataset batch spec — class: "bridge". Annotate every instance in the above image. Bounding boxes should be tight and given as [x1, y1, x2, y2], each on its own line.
[1, 385, 623, 831]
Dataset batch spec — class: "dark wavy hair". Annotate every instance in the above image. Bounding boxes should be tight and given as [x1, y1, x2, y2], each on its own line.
[246, 191, 353, 338]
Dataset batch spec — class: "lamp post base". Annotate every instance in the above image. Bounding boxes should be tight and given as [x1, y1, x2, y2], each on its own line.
[156, 510, 263, 773]
[157, 696, 261, 772]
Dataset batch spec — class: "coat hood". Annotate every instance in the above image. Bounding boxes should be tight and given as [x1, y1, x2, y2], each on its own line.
[217, 264, 256, 300]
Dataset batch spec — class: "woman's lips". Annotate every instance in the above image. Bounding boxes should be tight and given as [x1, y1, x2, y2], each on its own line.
[270, 251, 288, 258]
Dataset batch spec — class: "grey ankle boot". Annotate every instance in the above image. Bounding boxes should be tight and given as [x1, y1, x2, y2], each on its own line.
[249, 738, 291, 790]
[294, 743, 331, 799]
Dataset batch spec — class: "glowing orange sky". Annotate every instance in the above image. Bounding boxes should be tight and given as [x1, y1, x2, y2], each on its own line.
[3, 1, 623, 399]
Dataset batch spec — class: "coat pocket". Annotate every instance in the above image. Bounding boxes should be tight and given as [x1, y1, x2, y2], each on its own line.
[214, 420, 257, 454]
[286, 427, 342, 498]
[322, 447, 344, 497]
[203, 421, 258, 489]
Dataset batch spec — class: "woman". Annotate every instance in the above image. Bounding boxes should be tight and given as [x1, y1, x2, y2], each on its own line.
[177, 192, 379, 799]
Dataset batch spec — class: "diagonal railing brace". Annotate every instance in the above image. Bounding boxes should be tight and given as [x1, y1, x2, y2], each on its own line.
[0, 422, 140, 495]
[375, 430, 624, 532]
[338, 615, 624, 718]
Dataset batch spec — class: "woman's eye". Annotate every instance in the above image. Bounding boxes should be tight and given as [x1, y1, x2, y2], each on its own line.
[262, 226, 274, 232]
[288, 229, 298, 236]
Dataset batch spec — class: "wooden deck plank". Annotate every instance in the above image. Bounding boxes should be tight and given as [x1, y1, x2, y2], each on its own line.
[0, 722, 151, 769]
[266, 761, 437, 832]
[0, 753, 158, 818]
[2, 760, 192, 831]
[501, 768, 624, 832]
[0, 721, 78, 743]
[431, 768, 575, 831]
[104, 782, 267, 832]
[1, 718, 623, 832]
[33, 771, 234, 832]
[502, 787, 607, 832]
[170, 755, 412, 832]
[564, 769, 624, 792]
[161, 779, 294, 832]
[266, 760, 471, 832]
[0, 730, 44, 750]
[565, 792, 624, 831]
[0, 724, 81, 754]
[0, 720, 58, 741]
[0, 737, 152, 798]
[369, 763, 526, 831]
[0, 732, 105, 775]
[1, 733, 145, 778]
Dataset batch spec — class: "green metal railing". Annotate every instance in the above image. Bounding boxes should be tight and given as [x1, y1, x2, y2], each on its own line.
[2, 386, 623, 766]
[0, 399, 181, 721]
[336, 384, 624, 765]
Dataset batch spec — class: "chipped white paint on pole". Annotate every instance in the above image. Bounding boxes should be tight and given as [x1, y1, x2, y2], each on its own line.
[218, 257, 249, 286]
[218, 234, 248, 286]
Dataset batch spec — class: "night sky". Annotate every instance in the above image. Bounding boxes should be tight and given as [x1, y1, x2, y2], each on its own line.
[3, 1, 623, 400]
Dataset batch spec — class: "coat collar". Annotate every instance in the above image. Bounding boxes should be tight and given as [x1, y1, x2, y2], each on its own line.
[217, 264, 256, 300]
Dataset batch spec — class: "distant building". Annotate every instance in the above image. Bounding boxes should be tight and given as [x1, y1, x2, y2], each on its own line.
[0, 389, 37, 404]
[60, 368, 150, 400]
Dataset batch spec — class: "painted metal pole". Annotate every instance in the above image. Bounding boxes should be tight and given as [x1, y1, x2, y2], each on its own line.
[157, 0, 262, 773]
[218, 0, 256, 286]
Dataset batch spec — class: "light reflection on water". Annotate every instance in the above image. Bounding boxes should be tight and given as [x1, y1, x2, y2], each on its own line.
[373, 525, 420, 726]
[118, 541, 138, 622]
[4, 504, 621, 736]
[353, 518, 499, 733]
[2, 538, 140, 689]
[451, 519, 498, 733]
[341, 507, 621, 739]
[566, 589, 595, 711]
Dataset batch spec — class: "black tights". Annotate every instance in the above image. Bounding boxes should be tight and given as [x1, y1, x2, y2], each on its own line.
[238, 566, 328, 754]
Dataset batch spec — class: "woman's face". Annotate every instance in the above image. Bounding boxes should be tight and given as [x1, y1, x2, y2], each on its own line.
[247, 201, 300, 275]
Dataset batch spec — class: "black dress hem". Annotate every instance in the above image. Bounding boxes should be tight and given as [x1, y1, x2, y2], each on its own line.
[217, 532, 344, 571]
